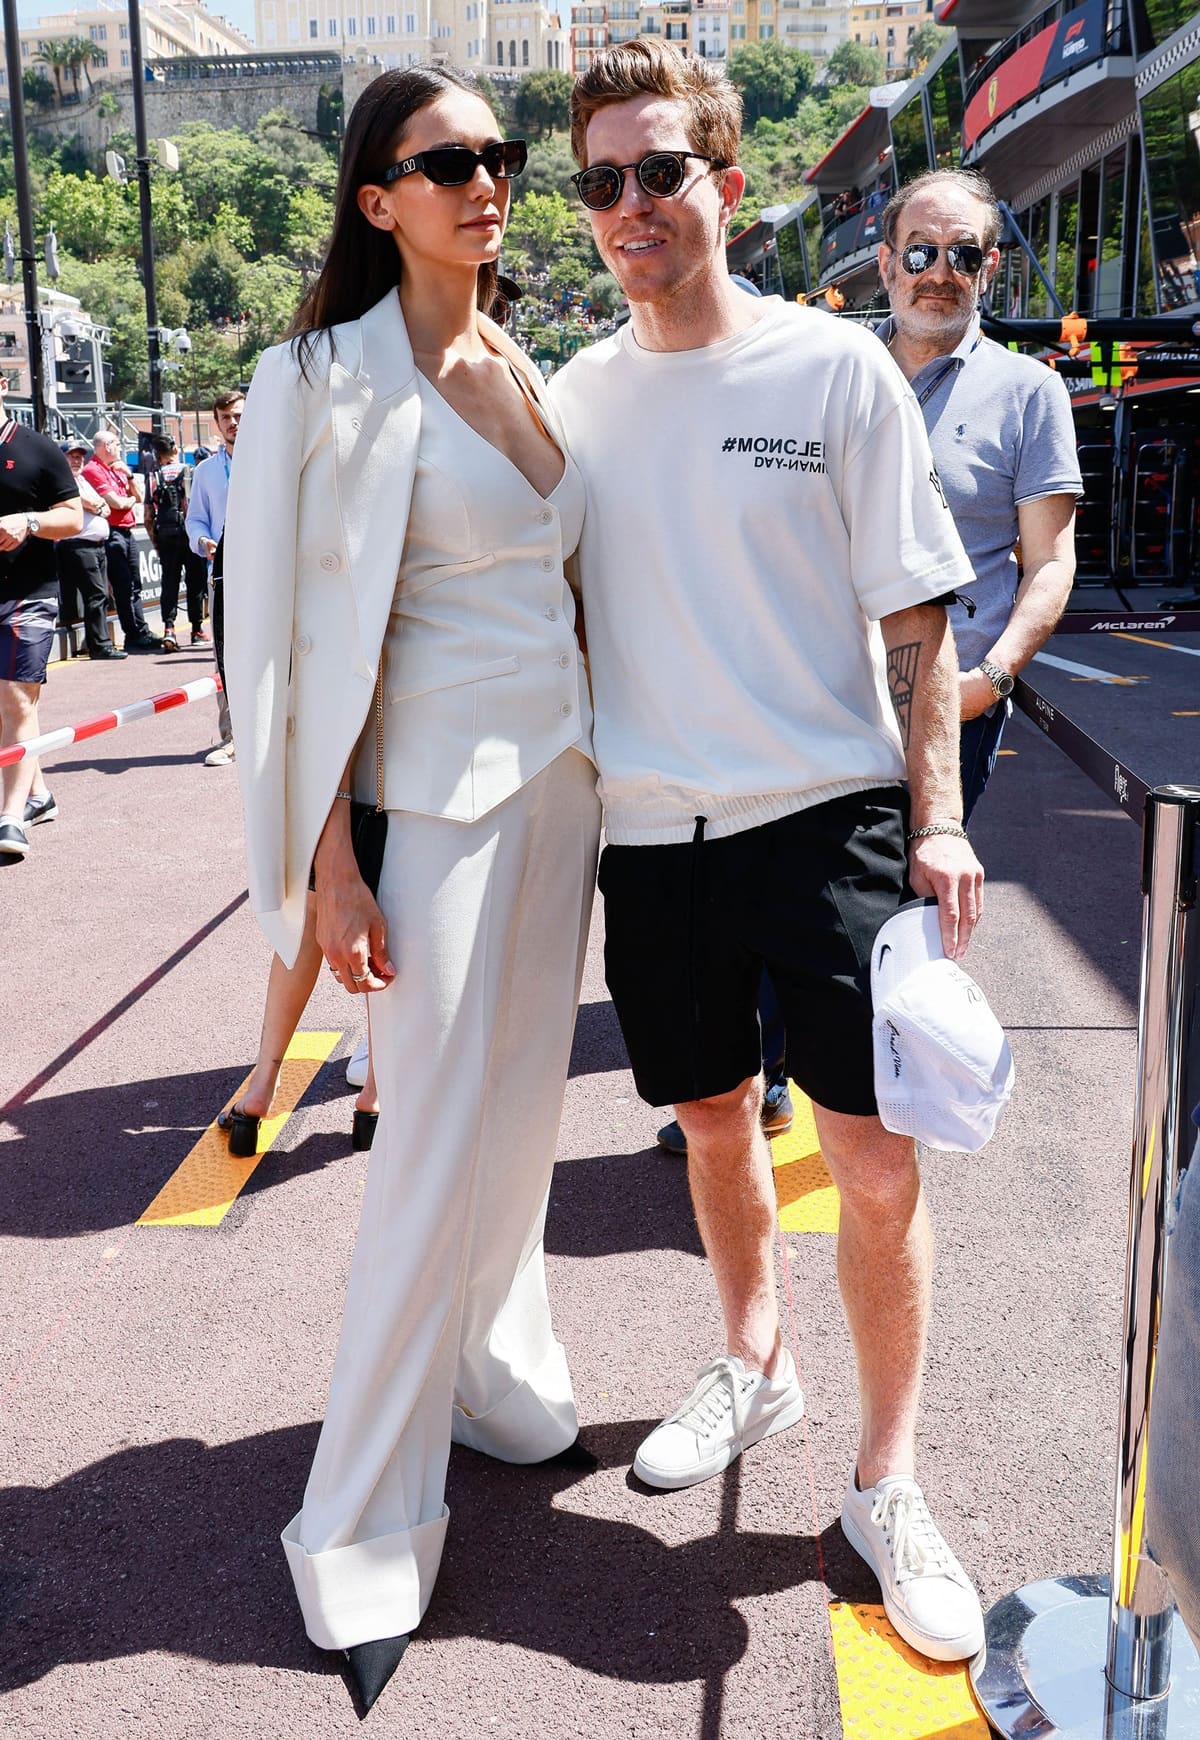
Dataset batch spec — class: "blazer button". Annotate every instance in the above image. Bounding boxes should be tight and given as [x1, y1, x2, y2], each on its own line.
[541, 558, 555, 572]
[559, 702, 573, 718]
[557, 653, 571, 668]
[351, 417, 362, 431]
[286, 715, 296, 736]
[544, 607, 559, 621]
[295, 633, 313, 654]
[539, 508, 554, 524]
[320, 552, 341, 573]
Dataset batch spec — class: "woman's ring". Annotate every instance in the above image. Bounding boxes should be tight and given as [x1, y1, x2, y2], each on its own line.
[351, 971, 370, 983]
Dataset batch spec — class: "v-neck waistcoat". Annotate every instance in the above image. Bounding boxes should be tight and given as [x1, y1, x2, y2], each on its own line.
[357, 374, 594, 822]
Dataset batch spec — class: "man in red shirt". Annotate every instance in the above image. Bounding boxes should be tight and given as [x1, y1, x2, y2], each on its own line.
[83, 430, 160, 653]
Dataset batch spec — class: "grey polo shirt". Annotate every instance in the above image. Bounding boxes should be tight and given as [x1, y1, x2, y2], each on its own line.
[875, 316, 1082, 671]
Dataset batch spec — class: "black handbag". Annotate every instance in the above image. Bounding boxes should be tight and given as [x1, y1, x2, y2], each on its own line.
[310, 675, 388, 896]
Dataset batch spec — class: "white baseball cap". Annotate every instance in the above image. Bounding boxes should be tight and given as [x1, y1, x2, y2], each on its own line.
[871, 899, 1014, 1153]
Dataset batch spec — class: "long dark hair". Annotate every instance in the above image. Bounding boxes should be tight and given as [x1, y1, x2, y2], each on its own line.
[287, 66, 500, 374]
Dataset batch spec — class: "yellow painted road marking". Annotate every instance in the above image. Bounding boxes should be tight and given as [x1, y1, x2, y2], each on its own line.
[1114, 632, 1200, 661]
[997, 749, 1018, 756]
[1173, 711, 1200, 717]
[772, 1087, 840, 1233]
[138, 1031, 341, 1227]
[830, 1603, 988, 1739]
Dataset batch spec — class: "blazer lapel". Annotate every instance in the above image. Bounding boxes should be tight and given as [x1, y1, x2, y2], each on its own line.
[329, 290, 421, 678]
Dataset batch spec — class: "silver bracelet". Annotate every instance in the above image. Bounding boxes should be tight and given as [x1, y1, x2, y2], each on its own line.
[907, 822, 968, 842]
[334, 788, 354, 802]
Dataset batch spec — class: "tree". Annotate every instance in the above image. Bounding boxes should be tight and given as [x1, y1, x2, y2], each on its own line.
[283, 184, 334, 274]
[585, 270, 622, 315]
[512, 70, 573, 142]
[41, 170, 134, 262]
[729, 40, 814, 126]
[35, 40, 71, 106]
[517, 136, 579, 203]
[505, 189, 581, 269]
[907, 21, 948, 69]
[824, 40, 886, 86]
[22, 69, 56, 111]
[61, 36, 98, 99]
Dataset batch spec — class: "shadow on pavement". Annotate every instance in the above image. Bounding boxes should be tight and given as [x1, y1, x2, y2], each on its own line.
[0, 1419, 826, 1692]
[568, 997, 630, 1080]
[47, 753, 215, 776]
[1, 1066, 355, 1239]
[545, 1146, 705, 1262]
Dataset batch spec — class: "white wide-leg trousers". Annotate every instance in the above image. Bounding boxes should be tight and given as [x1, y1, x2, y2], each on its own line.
[282, 748, 600, 1650]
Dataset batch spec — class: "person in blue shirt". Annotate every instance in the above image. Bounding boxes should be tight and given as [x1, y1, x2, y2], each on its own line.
[185, 389, 243, 766]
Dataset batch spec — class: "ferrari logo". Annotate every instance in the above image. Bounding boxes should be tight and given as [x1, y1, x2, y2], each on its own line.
[987, 76, 999, 116]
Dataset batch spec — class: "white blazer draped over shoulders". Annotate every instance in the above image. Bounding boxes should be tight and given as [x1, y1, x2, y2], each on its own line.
[223, 287, 585, 967]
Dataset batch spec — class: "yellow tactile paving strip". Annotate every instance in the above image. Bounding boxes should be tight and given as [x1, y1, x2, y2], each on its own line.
[137, 1031, 341, 1227]
[830, 1604, 989, 1740]
[772, 1087, 840, 1233]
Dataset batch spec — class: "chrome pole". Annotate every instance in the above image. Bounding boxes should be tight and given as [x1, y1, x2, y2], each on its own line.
[971, 785, 1200, 1740]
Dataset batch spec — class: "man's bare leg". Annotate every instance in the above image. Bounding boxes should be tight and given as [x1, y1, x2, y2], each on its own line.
[0, 679, 43, 823]
[675, 1075, 784, 1378]
[812, 1104, 930, 1484]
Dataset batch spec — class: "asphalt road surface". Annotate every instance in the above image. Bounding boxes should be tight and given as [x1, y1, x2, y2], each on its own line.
[2, 589, 1196, 1740]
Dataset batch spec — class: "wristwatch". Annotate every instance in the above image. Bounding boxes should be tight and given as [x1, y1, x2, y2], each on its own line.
[25, 515, 41, 539]
[979, 657, 1015, 700]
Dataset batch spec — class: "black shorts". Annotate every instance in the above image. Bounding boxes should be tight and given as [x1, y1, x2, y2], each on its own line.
[0, 596, 57, 684]
[598, 785, 912, 1116]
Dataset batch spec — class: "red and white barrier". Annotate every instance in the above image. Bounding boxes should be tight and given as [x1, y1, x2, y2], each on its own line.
[0, 676, 224, 769]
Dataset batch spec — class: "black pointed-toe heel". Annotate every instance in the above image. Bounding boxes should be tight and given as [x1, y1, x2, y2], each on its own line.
[344, 1632, 410, 1713]
[217, 1104, 260, 1159]
[537, 1435, 599, 1472]
[352, 1109, 379, 1152]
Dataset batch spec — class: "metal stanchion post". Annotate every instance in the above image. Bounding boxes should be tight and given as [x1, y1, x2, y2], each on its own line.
[971, 786, 1200, 1740]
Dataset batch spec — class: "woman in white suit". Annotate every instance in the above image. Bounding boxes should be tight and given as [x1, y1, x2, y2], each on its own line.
[223, 66, 600, 1711]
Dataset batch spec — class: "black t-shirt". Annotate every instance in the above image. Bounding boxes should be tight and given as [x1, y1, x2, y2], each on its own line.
[0, 422, 80, 603]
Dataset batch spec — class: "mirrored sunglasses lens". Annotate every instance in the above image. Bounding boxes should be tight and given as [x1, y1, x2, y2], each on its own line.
[423, 147, 477, 185]
[639, 154, 685, 197]
[578, 168, 621, 209]
[901, 244, 937, 274]
[948, 244, 984, 274]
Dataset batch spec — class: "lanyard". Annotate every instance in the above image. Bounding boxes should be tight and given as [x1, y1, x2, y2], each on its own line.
[914, 330, 983, 409]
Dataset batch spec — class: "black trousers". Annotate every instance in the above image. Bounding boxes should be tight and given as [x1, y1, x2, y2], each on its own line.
[56, 539, 115, 655]
[105, 527, 149, 642]
[156, 530, 207, 630]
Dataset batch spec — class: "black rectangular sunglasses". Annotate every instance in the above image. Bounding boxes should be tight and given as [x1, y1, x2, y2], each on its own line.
[381, 140, 528, 187]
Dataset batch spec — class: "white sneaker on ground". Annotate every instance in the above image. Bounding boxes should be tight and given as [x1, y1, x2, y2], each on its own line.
[840, 1471, 984, 1662]
[633, 1350, 805, 1490]
[204, 741, 236, 767]
[345, 1035, 369, 1088]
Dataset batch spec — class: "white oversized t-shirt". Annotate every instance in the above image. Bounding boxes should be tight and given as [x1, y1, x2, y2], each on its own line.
[548, 297, 975, 845]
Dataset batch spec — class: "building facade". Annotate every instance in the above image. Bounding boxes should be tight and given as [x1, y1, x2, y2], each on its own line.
[257, 0, 565, 70]
[0, 0, 251, 97]
[849, 0, 936, 73]
[571, 0, 847, 71]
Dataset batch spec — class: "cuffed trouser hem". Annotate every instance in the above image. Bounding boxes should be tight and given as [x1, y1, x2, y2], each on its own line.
[450, 1339, 577, 1463]
[281, 1504, 450, 1651]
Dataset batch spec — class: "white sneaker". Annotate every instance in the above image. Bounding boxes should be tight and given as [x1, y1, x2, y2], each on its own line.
[204, 741, 236, 767]
[345, 1035, 369, 1088]
[633, 1351, 805, 1490]
[841, 1472, 984, 1662]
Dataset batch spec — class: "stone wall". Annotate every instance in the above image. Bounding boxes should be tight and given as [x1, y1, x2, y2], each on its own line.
[27, 69, 332, 159]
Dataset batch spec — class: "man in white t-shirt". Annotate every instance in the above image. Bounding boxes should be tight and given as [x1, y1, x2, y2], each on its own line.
[550, 41, 986, 1663]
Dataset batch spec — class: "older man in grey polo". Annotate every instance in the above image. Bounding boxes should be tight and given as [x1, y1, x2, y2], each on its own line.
[877, 168, 1082, 819]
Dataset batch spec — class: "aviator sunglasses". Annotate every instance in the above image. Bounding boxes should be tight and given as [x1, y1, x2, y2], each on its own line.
[899, 241, 986, 277]
[381, 139, 528, 187]
[571, 150, 728, 212]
